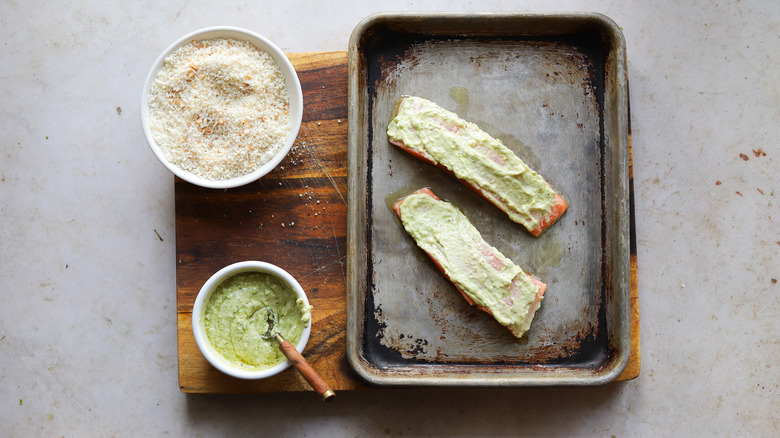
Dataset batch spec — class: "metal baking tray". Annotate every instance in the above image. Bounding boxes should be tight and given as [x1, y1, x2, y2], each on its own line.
[346, 12, 631, 386]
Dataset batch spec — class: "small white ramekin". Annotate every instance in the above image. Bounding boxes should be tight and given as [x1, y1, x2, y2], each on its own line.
[192, 261, 311, 379]
[141, 26, 303, 189]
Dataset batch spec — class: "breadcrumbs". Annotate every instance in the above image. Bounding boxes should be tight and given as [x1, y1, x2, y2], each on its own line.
[148, 38, 290, 180]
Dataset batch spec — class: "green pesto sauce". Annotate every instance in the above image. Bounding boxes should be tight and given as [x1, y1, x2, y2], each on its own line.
[204, 272, 312, 370]
[387, 96, 556, 231]
[398, 193, 541, 335]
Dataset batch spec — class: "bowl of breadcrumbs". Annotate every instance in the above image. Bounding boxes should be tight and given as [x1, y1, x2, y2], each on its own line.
[142, 26, 303, 188]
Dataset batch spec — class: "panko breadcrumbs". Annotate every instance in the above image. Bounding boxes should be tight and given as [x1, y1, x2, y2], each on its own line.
[148, 38, 290, 181]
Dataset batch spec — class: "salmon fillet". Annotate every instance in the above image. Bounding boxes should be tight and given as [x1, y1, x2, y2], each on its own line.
[387, 96, 567, 236]
[394, 188, 546, 338]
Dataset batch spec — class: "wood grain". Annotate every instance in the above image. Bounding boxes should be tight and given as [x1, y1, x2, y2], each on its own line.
[618, 124, 641, 381]
[175, 51, 639, 393]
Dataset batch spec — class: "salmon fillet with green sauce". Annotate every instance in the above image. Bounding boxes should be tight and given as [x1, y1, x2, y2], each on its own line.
[387, 96, 567, 236]
[394, 188, 545, 338]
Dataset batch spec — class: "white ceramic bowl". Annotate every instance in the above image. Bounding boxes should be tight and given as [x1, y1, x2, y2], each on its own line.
[192, 261, 311, 379]
[141, 26, 303, 189]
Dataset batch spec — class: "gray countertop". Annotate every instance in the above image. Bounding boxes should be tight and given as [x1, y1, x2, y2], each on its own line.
[2, 1, 777, 436]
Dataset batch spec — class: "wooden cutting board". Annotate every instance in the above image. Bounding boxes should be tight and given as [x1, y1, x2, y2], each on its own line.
[175, 51, 640, 393]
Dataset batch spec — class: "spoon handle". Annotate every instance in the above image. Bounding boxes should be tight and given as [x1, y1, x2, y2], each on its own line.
[276, 334, 336, 402]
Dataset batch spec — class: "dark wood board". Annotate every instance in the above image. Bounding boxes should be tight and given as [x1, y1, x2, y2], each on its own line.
[175, 51, 639, 393]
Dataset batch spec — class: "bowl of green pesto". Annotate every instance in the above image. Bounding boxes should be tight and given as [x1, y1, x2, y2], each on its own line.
[192, 261, 313, 379]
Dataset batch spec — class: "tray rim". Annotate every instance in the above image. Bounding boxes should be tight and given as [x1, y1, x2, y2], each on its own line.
[346, 11, 631, 386]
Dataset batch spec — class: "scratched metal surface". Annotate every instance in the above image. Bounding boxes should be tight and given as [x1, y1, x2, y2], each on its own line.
[346, 12, 631, 385]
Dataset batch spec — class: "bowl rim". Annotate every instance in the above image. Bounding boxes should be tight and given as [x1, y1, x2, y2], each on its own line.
[191, 260, 312, 380]
[141, 26, 303, 189]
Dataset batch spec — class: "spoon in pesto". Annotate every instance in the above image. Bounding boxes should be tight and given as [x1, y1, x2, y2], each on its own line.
[263, 308, 336, 402]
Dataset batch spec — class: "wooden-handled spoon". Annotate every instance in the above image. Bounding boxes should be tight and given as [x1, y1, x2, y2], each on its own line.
[263, 308, 335, 402]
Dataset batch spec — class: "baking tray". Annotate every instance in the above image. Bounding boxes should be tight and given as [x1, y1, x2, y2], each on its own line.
[346, 12, 631, 386]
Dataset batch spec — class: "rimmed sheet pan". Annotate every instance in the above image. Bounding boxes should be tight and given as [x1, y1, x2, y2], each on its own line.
[346, 12, 631, 386]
